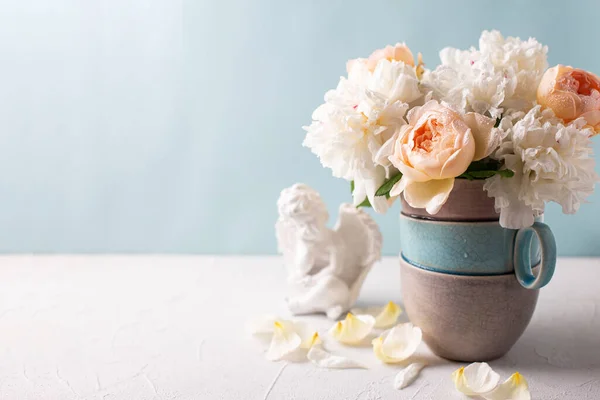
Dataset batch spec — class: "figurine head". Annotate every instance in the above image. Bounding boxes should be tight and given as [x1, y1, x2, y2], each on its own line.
[277, 183, 329, 227]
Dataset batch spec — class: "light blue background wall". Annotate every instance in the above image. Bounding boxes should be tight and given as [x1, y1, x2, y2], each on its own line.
[0, 0, 598, 255]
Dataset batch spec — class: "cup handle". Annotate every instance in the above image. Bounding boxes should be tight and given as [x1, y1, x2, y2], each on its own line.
[513, 222, 556, 289]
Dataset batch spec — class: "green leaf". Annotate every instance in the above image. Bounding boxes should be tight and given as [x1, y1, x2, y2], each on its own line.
[464, 158, 501, 172]
[465, 170, 497, 179]
[458, 169, 515, 180]
[375, 173, 402, 197]
[356, 197, 372, 208]
[350, 180, 355, 194]
[497, 169, 515, 178]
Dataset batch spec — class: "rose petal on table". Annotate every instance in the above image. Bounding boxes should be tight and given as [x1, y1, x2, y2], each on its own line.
[452, 362, 500, 396]
[352, 301, 403, 329]
[393, 362, 426, 390]
[266, 321, 302, 361]
[307, 345, 366, 369]
[372, 323, 422, 363]
[484, 372, 531, 400]
[329, 313, 375, 344]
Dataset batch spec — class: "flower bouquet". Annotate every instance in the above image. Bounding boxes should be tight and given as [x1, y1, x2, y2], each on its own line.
[303, 30, 598, 229]
[302, 31, 599, 361]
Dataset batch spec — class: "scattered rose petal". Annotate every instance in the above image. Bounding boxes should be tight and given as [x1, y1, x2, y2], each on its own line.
[329, 313, 375, 344]
[393, 362, 426, 390]
[352, 301, 403, 329]
[266, 321, 302, 361]
[291, 321, 321, 349]
[372, 323, 422, 363]
[307, 344, 367, 369]
[484, 372, 531, 400]
[452, 362, 500, 396]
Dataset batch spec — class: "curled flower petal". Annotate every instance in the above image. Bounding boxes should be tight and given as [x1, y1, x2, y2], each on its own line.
[484, 372, 531, 400]
[329, 313, 375, 344]
[307, 344, 367, 369]
[402, 179, 455, 215]
[394, 362, 426, 390]
[287, 320, 320, 349]
[372, 323, 422, 363]
[301, 331, 322, 349]
[351, 301, 403, 329]
[266, 321, 302, 361]
[452, 362, 500, 396]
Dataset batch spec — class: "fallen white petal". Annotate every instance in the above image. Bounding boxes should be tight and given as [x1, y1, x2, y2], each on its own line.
[394, 362, 426, 390]
[289, 321, 321, 349]
[484, 372, 531, 400]
[307, 345, 366, 369]
[452, 362, 500, 396]
[372, 323, 422, 363]
[266, 321, 302, 361]
[329, 313, 375, 344]
[351, 301, 403, 329]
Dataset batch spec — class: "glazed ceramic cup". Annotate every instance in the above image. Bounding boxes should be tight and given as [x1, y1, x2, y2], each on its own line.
[400, 258, 539, 361]
[400, 214, 556, 289]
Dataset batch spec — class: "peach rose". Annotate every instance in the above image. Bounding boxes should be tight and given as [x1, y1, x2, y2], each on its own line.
[388, 100, 496, 214]
[537, 65, 600, 133]
[367, 43, 415, 72]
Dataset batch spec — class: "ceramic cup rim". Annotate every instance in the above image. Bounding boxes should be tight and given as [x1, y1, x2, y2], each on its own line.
[400, 257, 540, 281]
[399, 213, 543, 227]
[399, 213, 502, 227]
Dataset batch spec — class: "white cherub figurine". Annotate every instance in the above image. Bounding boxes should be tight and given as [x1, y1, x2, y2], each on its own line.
[276, 183, 383, 319]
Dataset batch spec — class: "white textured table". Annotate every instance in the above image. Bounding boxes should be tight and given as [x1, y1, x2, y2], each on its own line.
[0, 256, 598, 400]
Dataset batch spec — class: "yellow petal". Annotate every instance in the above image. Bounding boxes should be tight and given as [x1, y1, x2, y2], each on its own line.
[372, 323, 422, 363]
[403, 179, 455, 215]
[484, 372, 531, 400]
[266, 321, 302, 361]
[329, 313, 375, 344]
[352, 302, 403, 329]
[304, 331, 322, 349]
[375, 302, 402, 328]
[453, 362, 500, 396]
[289, 321, 321, 349]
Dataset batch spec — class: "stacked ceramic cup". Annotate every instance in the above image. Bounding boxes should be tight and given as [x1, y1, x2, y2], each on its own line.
[399, 179, 556, 362]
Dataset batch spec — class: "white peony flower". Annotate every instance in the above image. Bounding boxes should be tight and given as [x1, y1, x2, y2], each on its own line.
[484, 106, 598, 229]
[303, 59, 422, 213]
[423, 30, 547, 118]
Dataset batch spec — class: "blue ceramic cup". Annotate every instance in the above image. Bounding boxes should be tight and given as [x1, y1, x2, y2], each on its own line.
[400, 214, 556, 289]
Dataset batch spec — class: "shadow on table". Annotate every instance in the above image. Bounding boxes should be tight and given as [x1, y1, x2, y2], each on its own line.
[496, 313, 600, 371]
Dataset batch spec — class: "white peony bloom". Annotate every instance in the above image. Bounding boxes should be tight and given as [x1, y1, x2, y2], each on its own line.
[303, 59, 422, 213]
[484, 107, 598, 229]
[423, 30, 547, 118]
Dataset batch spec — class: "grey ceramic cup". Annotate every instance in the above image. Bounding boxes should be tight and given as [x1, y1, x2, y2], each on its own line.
[400, 258, 539, 361]
[401, 179, 498, 221]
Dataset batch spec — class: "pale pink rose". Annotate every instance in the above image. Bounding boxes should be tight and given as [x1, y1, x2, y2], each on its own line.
[537, 65, 600, 134]
[388, 100, 496, 214]
[367, 43, 415, 72]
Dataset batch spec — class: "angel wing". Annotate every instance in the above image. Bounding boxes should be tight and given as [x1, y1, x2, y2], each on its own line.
[330, 204, 383, 290]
